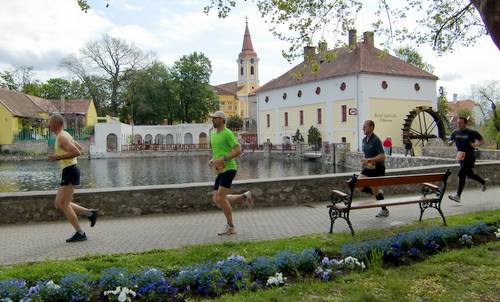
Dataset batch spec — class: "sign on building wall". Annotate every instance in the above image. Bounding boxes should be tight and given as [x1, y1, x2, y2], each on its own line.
[348, 108, 358, 115]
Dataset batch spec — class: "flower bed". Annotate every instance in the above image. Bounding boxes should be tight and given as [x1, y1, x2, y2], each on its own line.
[1, 222, 498, 302]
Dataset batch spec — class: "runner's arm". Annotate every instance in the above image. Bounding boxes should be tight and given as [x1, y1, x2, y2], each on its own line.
[224, 144, 242, 161]
[58, 135, 81, 159]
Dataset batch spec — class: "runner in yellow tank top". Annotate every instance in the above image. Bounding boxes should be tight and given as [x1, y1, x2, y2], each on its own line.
[48, 114, 98, 243]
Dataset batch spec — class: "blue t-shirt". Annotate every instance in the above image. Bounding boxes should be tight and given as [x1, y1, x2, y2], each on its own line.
[362, 133, 385, 168]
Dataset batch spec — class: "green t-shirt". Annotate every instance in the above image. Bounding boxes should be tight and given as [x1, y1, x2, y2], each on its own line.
[211, 127, 239, 172]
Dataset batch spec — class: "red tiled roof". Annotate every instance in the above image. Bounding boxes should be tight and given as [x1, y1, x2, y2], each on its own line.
[257, 41, 438, 93]
[0, 87, 43, 118]
[213, 81, 238, 96]
[26, 95, 59, 113]
[239, 22, 256, 59]
[51, 99, 91, 114]
[448, 99, 476, 112]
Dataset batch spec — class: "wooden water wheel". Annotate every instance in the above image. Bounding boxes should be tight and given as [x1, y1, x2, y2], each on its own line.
[402, 106, 446, 147]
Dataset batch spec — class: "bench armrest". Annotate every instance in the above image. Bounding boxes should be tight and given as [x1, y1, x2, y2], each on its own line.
[330, 190, 350, 205]
[331, 190, 348, 198]
[421, 182, 441, 197]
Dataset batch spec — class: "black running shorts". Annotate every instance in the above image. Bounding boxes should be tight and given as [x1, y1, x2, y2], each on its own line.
[213, 169, 237, 190]
[60, 164, 81, 186]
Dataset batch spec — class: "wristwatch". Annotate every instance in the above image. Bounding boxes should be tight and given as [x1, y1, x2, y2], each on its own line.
[56, 155, 61, 160]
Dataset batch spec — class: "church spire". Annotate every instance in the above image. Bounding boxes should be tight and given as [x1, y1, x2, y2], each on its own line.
[240, 18, 256, 58]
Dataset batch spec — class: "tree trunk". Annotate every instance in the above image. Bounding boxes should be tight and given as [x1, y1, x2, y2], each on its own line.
[110, 81, 118, 117]
[471, 0, 500, 51]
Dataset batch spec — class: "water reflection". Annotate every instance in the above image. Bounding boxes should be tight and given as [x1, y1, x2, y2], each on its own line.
[0, 155, 352, 192]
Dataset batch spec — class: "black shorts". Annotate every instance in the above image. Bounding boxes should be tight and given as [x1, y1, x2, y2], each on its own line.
[361, 166, 386, 177]
[60, 164, 80, 186]
[213, 170, 237, 190]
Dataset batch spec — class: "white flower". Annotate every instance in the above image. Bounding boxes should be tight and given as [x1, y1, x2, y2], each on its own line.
[495, 228, 500, 239]
[315, 267, 324, 275]
[104, 287, 135, 302]
[46, 280, 61, 290]
[266, 272, 286, 287]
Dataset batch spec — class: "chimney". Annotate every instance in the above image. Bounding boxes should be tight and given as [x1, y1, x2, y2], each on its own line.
[317, 41, 328, 61]
[348, 29, 357, 47]
[303, 46, 316, 62]
[453, 94, 458, 102]
[60, 95, 65, 113]
[363, 31, 374, 47]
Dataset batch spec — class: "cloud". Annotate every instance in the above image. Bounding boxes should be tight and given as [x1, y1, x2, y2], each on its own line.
[123, 3, 143, 11]
[439, 73, 462, 82]
[0, 0, 112, 74]
[109, 25, 162, 49]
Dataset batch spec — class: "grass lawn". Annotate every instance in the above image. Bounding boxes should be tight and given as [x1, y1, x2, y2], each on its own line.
[0, 209, 499, 300]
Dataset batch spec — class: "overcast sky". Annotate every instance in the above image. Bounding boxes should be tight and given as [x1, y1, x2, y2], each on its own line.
[0, 0, 498, 100]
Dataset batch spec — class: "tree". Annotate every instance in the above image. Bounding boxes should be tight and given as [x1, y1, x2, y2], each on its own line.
[473, 80, 500, 148]
[292, 129, 304, 143]
[226, 115, 243, 130]
[0, 66, 35, 91]
[395, 46, 434, 73]
[203, 0, 500, 58]
[61, 55, 111, 115]
[307, 126, 322, 148]
[121, 62, 178, 125]
[63, 35, 148, 116]
[39, 78, 72, 99]
[437, 86, 452, 134]
[171, 52, 219, 123]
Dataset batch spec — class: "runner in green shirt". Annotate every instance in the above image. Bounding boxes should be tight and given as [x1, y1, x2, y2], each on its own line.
[208, 111, 254, 235]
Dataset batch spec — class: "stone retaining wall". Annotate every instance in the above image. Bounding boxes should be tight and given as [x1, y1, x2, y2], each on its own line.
[343, 152, 458, 170]
[1, 162, 499, 224]
[1, 141, 90, 156]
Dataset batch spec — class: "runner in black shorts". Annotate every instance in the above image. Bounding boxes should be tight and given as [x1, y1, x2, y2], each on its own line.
[48, 114, 98, 243]
[360, 120, 389, 218]
[208, 111, 253, 235]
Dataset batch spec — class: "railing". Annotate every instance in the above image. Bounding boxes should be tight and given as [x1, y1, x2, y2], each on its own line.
[14, 128, 92, 142]
[121, 143, 212, 152]
[241, 144, 264, 151]
[271, 144, 297, 152]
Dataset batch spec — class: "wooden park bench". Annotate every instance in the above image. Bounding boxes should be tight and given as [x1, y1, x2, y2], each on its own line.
[327, 170, 451, 235]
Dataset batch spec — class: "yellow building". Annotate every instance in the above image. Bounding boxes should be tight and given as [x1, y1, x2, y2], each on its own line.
[0, 87, 48, 144]
[257, 30, 439, 149]
[213, 20, 259, 120]
[0, 86, 99, 144]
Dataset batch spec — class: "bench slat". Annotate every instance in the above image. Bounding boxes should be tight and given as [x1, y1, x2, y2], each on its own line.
[352, 173, 447, 188]
[327, 195, 436, 210]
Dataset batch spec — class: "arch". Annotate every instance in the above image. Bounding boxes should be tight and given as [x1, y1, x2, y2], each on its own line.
[145, 134, 153, 144]
[199, 132, 208, 144]
[106, 133, 118, 152]
[134, 134, 142, 144]
[240, 66, 243, 75]
[250, 65, 254, 75]
[184, 132, 193, 144]
[166, 134, 174, 144]
[154, 134, 164, 144]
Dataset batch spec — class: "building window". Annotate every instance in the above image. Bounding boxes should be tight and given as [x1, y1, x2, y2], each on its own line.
[340, 82, 346, 91]
[265, 96, 269, 103]
[341, 137, 347, 143]
[297, 90, 302, 98]
[414, 83, 420, 91]
[299, 110, 304, 125]
[381, 80, 388, 89]
[315, 86, 321, 95]
[317, 108, 322, 124]
[282, 92, 287, 100]
[284, 112, 288, 127]
[251, 66, 254, 75]
[267, 114, 270, 127]
[341, 105, 347, 122]
[240, 66, 244, 75]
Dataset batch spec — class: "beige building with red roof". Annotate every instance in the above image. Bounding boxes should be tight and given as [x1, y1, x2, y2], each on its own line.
[256, 30, 439, 149]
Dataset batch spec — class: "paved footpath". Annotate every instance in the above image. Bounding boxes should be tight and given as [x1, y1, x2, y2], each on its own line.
[1, 187, 499, 265]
